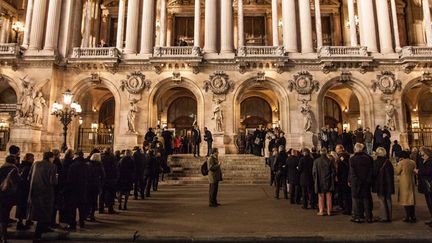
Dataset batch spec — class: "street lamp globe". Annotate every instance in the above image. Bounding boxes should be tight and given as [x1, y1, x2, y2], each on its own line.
[63, 89, 73, 105]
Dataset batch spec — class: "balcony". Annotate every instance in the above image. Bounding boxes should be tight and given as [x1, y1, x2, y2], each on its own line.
[151, 46, 202, 63]
[319, 46, 369, 58]
[401, 46, 432, 60]
[237, 46, 285, 58]
[69, 47, 120, 63]
[0, 43, 20, 59]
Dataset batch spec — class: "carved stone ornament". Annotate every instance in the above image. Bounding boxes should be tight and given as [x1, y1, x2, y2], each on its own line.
[420, 71, 432, 86]
[203, 71, 234, 95]
[120, 71, 151, 95]
[288, 71, 320, 95]
[339, 71, 352, 83]
[14, 76, 47, 127]
[90, 72, 101, 85]
[371, 71, 402, 95]
[172, 72, 182, 84]
[256, 71, 266, 83]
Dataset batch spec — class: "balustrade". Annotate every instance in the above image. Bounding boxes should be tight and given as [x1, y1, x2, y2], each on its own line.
[237, 46, 285, 57]
[153, 46, 201, 57]
[0, 43, 20, 57]
[71, 47, 120, 59]
[319, 46, 368, 57]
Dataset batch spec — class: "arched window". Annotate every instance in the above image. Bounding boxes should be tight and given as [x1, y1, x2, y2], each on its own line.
[99, 97, 115, 127]
[168, 97, 197, 129]
[240, 97, 272, 128]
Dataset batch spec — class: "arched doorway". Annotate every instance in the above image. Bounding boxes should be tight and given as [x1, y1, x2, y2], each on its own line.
[167, 96, 197, 130]
[0, 81, 17, 151]
[240, 97, 273, 128]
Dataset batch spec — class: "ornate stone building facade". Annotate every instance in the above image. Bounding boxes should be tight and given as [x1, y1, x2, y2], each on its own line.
[0, 0, 431, 153]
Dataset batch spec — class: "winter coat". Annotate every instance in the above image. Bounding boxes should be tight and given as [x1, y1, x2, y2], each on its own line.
[15, 160, 32, 219]
[117, 156, 135, 192]
[395, 159, 416, 206]
[87, 160, 105, 192]
[65, 157, 89, 203]
[337, 152, 351, 192]
[364, 131, 373, 143]
[207, 154, 223, 184]
[372, 157, 395, 197]
[273, 151, 288, 176]
[313, 155, 335, 194]
[133, 150, 145, 179]
[101, 152, 118, 185]
[349, 152, 373, 199]
[417, 158, 432, 194]
[298, 156, 314, 187]
[286, 155, 300, 185]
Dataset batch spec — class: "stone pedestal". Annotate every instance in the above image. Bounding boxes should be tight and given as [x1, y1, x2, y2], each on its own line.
[115, 133, 139, 151]
[8, 126, 42, 152]
[213, 132, 226, 155]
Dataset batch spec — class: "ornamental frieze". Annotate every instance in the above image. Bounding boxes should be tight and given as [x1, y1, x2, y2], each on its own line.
[371, 71, 402, 95]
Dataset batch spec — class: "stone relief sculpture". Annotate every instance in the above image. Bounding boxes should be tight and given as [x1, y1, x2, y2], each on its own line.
[371, 71, 402, 95]
[33, 92, 46, 125]
[15, 77, 47, 127]
[300, 101, 312, 132]
[385, 100, 396, 131]
[127, 99, 138, 133]
[212, 99, 224, 132]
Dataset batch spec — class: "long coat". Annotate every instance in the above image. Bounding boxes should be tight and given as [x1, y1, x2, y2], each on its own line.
[117, 156, 135, 192]
[349, 152, 373, 199]
[372, 156, 395, 197]
[29, 160, 57, 223]
[286, 155, 300, 185]
[207, 154, 222, 184]
[298, 156, 314, 187]
[417, 158, 432, 194]
[65, 157, 89, 204]
[313, 155, 335, 194]
[16, 160, 32, 219]
[395, 159, 416, 206]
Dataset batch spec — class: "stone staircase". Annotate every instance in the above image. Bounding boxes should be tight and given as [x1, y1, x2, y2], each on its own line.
[162, 154, 269, 185]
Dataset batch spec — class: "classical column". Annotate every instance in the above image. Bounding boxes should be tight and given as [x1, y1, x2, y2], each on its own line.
[22, 0, 34, 47]
[204, 0, 217, 53]
[167, 15, 173, 46]
[71, 0, 83, 48]
[238, 0, 244, 48]
[282, 0, 297, 52]
[314, 0, 322, 49]
[347, 0, 357, 46]
[28, 0, 48, 50]
[0, 16, 7, 43]
[43, 0, 62, 50]
[82, 0, 92, 47]
[390, 0, 401, 51]
[193, 0, 201, 47]
[124, 0, 139, 54]
[359, 0, 378, 52]
[376, 0, 393, 53]
[140, 0, 155, 54]
[423, 0, 432, 47]
[220, 0, 233, 53]
[271, 0, 279, 46]
[116, 0, 126, 49]
[298, 0, 313, 53]
[159, 0, 167, 46]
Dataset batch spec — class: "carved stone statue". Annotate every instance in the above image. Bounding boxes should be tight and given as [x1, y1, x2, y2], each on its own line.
[385, 100, 396, 131]
[127, 100, 138, 133]
[19, 82, 35, 119]
[212, 99, 224, 132]
[33, 91, 46, 125]
[300, 102, 312, 132]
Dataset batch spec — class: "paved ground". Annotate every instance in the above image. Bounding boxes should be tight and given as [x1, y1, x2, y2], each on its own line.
[7, 184, 432, 242]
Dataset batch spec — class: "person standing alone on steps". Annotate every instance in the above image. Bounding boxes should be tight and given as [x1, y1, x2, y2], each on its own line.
[204, 127, 213, 157]
[207, 148, 222, 207]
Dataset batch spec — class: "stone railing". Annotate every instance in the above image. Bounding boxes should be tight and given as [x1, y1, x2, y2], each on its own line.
[401, 46, 432, 57]
[71, 47, 120, 59]
[319, 46, 368, 57]
[153, 46, 201, 57]
[237, 46, 285, 57]
[0, 43, 20, 57]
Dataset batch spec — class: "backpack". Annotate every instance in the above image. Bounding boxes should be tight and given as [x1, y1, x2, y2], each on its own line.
[0, 168, 19, 196]
[201, 161, 208, 176]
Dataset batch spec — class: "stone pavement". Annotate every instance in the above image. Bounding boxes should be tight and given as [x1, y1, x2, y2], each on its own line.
[7, 184, 432, 242]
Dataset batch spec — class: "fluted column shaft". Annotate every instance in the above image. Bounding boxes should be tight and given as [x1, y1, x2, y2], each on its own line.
[271, 0, 279, 46]
[22, 0, 34, 47]
[124, 0, 139, 54]
[0, 17, 8, 43]
[238, 0, 244, 48]
[347, 0, 357, 46]
[193, 0, 201, 47]
[314, 0, 322, 49]
[82, 0, 92, 47]
[28, 0, 48, 50]
[140, 0, 155, 54]
[423, 0, 432, 47]
[282, 0, 297, 52]
[390, 0, 401, 51]
[359, 0, 378, 52]
[204, 0, 217, 53]
[299, 0, 313, 53]
[159, 0, 167, 46]
[220, 0, 233, 53]
[116, 0, 126, 49]
[44, 0, 62, 50]
[376, 0, 393, 53]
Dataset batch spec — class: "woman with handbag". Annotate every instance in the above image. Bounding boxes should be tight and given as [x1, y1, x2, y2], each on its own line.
[396, 151, 417, 223]
[414, 147, 432, 227]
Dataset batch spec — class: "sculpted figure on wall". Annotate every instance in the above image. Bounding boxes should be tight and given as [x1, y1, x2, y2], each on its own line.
[385, 100, 396, 131]
[127, 99, 138, 133]
[15, 77, 47, 127]
[300, 101, 312, 132]
[33, 92, 46, 125]
[212, 99, 224, 132]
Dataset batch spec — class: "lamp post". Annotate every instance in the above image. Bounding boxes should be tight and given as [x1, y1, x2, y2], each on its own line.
[12, 21, 25, 43]
[51, 90, 82, 152]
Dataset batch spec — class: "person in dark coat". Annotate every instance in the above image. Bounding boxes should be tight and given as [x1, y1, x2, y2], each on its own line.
[269, 148, 278, 186]
[133, 147, 145, 199]
[298, 148, 315, 209]
[59, 149, 74, 223]
[204, 127, 213, 157]
[335, 145, 352, 215]
[192, 125, 202, 157]
[15, 153, 34, 231]
[391, 140, 402, 162]
[28, 152, 57, 240]
[207, 148, 223, 207]
[349, 143, 374, 223]
[414, 147, 432, 227]
[286, 150, 301, 204]
[87, 153, 105, 222]
[100, 148, 118, 214]
[0, 155, 20, 243]
[117, 150, 135, 210]
[382, 133, 391, 159]
[144, 128, 156, 143]
[373, 125, 383, 151]
[253, 128, 262, 156]
[372, 147, 395, 222]
[162, 128, 174, 155]
[277, 132, 286, 148]
[274, 146, 288, 199]
[153, 151, 163, 192]
[143, 149, 156, 197]
[313, 148, 335, 216]
[51, 149, 63, 228]
[65, 151, 89, 230]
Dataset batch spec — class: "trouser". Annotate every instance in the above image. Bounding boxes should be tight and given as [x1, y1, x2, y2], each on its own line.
[289, 184, 301, 204]
[404, 205, 416, 220]
[341, 190, 352, 214]
[275, 173, 287, 199]
[270, 170, 275, 186]
[424, 192, 432, 218]
[87, 189, 99, 218]
[0, 223, 6, 241]
[99, 182, 116, 211]
[143, 174, 153, 197]
[67, 202, 88, 227]
[352, 197, 373, 220]
[152, 172, 159, 191]
[193, 143, 200, 156]
[207, 142, 212, 156]
[365, 143, 373, 155]
[378, 195, 392, 221]
[134, 177, 145, 199]
[301, 185, 315, 208]
[34, 222, 49, 239]
[209, 182, 219, 205]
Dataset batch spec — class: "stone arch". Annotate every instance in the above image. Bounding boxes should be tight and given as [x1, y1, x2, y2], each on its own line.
[401, 76, 431, 131]
[317, 76, 374, 131]
[233, 77, 290, 133]
[147, 77, 205, 131]
[0, 75, 22, 102]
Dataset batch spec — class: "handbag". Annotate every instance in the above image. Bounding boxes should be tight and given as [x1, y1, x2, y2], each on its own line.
[424, 179, 432, 194]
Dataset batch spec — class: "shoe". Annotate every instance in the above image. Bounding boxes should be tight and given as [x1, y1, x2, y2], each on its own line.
[216, 203, 222, 206]
[410, 217, 417, 223]
[366, 219, 376, 223]
[209, 204, 218, 207]
[16, 223, 30, 231]
[379, 219, 391, 223]
[64, 226, 76, 232]
[350, 218, 363, 223]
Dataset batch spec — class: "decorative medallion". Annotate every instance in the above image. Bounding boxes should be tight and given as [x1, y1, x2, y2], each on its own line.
[203, 71, 234, 95]
[288, 71, 320, 95]
[120, 71, 151, 95]
[371, 71, 401, 95]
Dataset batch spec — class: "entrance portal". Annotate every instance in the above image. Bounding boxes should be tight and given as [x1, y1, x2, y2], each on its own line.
[0, 80, 16, 151]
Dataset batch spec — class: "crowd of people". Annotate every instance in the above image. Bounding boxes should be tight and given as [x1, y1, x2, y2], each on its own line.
[265, 127, 432, 227]
[0, 128, 173, 242]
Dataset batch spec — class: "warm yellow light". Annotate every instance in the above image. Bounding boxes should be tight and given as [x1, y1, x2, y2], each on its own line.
[63, 90, 73, 105]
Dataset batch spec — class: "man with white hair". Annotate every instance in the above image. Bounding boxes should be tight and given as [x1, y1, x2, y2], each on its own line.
[349, 143, 374, 223]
